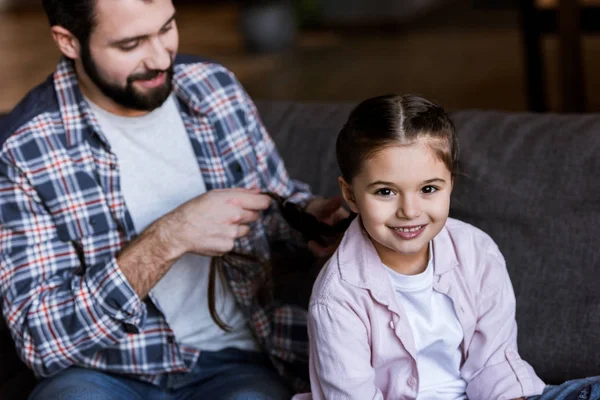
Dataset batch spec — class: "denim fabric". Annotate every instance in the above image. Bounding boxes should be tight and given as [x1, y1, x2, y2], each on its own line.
[529, 377, 600, 400]
[28, 348, 292, 400]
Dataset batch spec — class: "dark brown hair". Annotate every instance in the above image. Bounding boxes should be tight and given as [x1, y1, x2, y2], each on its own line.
[42, 0, 152, 45]
[208, 258, 230, 331]
[336, 94, 459, 182]
[208, 253, 272, 332]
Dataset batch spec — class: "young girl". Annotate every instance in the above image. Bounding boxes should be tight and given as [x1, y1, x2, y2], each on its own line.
[296, 95, 600, 400]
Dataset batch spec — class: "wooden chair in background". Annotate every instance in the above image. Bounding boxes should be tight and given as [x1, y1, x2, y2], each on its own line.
[520, 0, 600, 112]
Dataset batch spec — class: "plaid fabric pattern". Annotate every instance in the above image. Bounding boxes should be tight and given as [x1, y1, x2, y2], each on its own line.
[0, 55, 312, 390]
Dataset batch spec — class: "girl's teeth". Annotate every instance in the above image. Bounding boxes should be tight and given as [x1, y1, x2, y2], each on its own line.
[397, 225, 423, 233]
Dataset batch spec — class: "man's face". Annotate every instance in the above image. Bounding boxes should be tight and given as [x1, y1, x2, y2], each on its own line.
[79, 0, 179, 112]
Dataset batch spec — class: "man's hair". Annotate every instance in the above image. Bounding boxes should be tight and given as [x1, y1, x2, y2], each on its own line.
[42, 0, 97, 44]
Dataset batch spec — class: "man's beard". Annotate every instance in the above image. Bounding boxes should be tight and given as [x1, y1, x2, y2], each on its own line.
[80, 44, 174, 112]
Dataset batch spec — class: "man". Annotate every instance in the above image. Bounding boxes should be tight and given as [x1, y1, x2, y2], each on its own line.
[0, 0, 345, 398]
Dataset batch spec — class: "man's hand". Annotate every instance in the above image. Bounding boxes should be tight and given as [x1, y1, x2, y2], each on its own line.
[118, 188, 271, 299]
[162, 188, 272, 259]
[304, 196, 350, 258]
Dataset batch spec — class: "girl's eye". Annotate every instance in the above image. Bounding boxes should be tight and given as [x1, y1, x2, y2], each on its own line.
[376, 188, 394, 197]
[421, 185, 438, 194]
[160, 25, 173, 34]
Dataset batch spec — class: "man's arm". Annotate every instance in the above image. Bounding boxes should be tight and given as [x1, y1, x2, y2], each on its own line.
[117, 188, 270, 299]
[0, 156, 268, 376]
[0, 161, 144, 376]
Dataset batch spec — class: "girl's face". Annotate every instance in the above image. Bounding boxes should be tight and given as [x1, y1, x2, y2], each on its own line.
[339, 139, 452, 273]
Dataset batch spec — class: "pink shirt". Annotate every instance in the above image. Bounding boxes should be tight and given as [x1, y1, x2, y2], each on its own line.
[295, 217, 545, 400]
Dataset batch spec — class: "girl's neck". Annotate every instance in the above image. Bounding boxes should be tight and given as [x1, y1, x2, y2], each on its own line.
[379, 243, 430, 276]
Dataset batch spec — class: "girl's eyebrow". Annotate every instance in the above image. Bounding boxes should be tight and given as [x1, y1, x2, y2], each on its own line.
[366, 180, 395, 188]
[421, 178, 446, 185]
[367, 178, 446, 188]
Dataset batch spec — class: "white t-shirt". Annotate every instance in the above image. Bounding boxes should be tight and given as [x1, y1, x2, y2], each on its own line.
[88, 95, 258, 352]
[387, 245, 467, 399]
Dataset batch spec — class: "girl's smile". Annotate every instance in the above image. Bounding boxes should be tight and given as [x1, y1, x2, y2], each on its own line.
[390, 223, 428, 240]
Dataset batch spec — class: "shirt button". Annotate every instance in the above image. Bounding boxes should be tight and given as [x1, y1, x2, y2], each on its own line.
[167, 336, 175, 344]
[408, 377, 417, 387]
[109, 163, 117, 170]
[89, 217, 96, 226]
[233, 162, 243, 173]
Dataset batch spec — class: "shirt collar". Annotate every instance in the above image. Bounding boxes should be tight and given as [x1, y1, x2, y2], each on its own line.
[336, 217, 459, 306]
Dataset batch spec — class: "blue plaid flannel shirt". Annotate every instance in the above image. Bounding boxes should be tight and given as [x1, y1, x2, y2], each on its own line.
[0, 55, 312, 391]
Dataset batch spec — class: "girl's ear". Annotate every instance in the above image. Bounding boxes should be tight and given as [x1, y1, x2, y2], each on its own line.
[338, 176, 359, 214]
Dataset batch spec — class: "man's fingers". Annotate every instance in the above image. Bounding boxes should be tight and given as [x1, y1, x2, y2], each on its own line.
[227, 192, 272, 211]
[329, 207, 350, 225]
[214, 205, 261, 225]
[227, 187, 262, 194]
[307, 196, 345, 222]
[323, 196, 343, 214]
[237, 210, 260, 224]
[235, 224, 251, 238]
[320, 205, 350, 226]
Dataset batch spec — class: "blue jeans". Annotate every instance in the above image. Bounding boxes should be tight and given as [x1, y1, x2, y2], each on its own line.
[529, 376, 600, 400]
[28, 348, 292, 400]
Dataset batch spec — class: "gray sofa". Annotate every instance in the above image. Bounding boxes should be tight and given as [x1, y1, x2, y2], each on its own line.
[0, 102, 599, 398]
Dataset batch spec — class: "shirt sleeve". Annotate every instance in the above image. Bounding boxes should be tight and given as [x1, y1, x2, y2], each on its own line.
[232, 75, 314, 246]
[463, 243, 546, 400]
[0, 159, 146, 377]
[306, 302, 384, 400]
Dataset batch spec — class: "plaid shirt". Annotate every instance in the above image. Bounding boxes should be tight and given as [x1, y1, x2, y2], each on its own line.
[0, 55, 312, 391]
